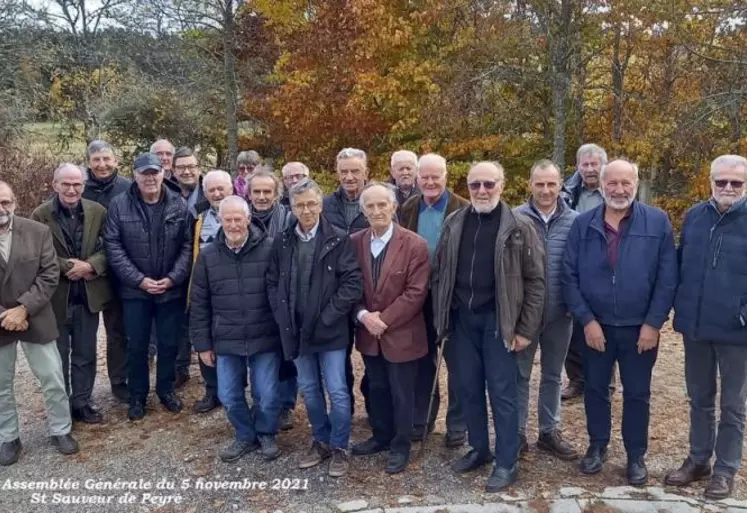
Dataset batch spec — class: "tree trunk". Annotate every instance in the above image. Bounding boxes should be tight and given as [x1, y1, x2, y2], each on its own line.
[223, 0, 238, 173]
[611, 23, 624, 145]
[548, 0, 573, 169]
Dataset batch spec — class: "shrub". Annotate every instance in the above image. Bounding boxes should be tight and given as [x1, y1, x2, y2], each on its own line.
[0, 147, 56, 215]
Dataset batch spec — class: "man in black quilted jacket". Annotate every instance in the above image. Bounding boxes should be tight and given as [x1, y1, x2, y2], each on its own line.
[103, 152, 192, 422]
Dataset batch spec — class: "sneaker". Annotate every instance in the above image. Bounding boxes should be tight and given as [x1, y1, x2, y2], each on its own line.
[299, 440, 331, 469]
[279, 408, 294, 431]
[328, 448, 349, 477]
[258, 435, 280, 461]
[219, 439, 259, 463]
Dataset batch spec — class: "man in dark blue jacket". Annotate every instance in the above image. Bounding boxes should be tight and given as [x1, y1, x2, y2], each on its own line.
[104, 152, 192, 421]
[665, 155, 747, 500]
[563, 159, 677, 486]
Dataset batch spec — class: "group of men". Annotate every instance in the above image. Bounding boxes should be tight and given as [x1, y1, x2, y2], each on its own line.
[0, 138, 746, 500]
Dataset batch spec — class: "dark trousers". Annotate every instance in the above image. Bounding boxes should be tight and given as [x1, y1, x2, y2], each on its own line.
[346, 320, 370, 417]
[176, 315, 191, 374]
[449, 305, 518, 469]
[200, 358, 218, 398]
[363, 354, 418, 455]
[122, 298, 185, 402]
[413, 296, 466, 434]
[564, 320, 585, 385]
[102, 299, 128, 387]
[584, 324, 657, 458]
[56, 304, 99, 409]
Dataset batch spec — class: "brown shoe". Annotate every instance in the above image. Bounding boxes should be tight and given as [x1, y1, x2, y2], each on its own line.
[561, 381, 583, 400]
[704, 474, 733, 500]
[664, 458, 711, 487]
[537, 430, 579, 460]
[328, 448, 349, 477]
[298, 440, 331, 469]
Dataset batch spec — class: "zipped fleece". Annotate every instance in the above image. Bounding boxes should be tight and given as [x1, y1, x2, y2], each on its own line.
[431, 201, 546, 348]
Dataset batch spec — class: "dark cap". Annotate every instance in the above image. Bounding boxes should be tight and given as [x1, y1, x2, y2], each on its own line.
[133, 152, 163, 174]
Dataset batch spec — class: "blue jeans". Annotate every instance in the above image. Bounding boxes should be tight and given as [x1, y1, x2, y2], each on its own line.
[685, 338, 747, 477]
[448, 305, 519, 469]
[122, 298, 184, 402]
[584, 324, 657, 459]
[217, 351, 282, 441]
[250, 373, 297, 410]
[517, 316, 573, 435]
[295, 348, 351, 449]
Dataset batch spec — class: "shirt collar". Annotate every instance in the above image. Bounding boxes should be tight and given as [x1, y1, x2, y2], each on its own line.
[371, 223, 394, 245]
[226, 234, 249, 252]
[419, 190, 449, 213]
[295, 221, 319, 242]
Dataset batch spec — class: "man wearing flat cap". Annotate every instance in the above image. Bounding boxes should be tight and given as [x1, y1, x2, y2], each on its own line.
[104, 153, 192, 421]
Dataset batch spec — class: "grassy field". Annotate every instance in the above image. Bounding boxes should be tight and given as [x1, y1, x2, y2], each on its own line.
[24, 121, 89, 161]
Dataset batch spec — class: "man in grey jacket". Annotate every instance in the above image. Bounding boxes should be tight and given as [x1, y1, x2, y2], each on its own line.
[514, 160, 578, 461]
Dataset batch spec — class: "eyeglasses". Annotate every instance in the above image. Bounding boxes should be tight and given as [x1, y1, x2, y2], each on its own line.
[284, 173, 307, 182]
[237, 165, 257, 172]
[467, 180, 498, 191]
[714, 179, 744, 189]
[155, 151, 173, 158]
[0, 200, 14, 209]
[294, 201, 320, 212]
[59, 182, 84, 190]
[175, 164, 200, 172]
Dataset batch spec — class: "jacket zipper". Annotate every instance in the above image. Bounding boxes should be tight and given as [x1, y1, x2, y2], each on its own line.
[468, 215, 482, 310]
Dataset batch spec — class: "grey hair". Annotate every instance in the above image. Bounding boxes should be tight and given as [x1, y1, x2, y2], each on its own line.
[237, 150, 261, 166]
[336, 148, 367, 166]
[468, 161, 505, 181]
[359, 181, 398, 208]
[529, 159, 561, 181]
[248, 169, 284, 199]
[150, 139, 174, 153]
[576, 143, 608, 166]
[218, 195, 250, 217]
[289, 178, 324, 208]
[202, 169, 233, 192]
[86, 140, 116, 159]
[600, 159, 640, 182]
[391, 150, 418, 168]
[710, 155, 747, 179]
[281, 161, 310, 177]
[417, 153, 447, 176]
[53, 163, 86, 183]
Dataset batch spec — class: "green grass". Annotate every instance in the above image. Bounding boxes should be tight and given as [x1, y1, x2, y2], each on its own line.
[23, 122, 88, 161]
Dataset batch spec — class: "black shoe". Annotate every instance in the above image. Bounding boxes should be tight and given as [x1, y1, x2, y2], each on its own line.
[352, 437, 390, 456]
[279, 408, 294, 430]
[219, 439, 259, 463]
[111, 384, 130, 404]
[704, 474, 734, 500]
[451, 449, 492, 473]
[445, 430, 467, 448]
[411, 425, 426, 442]
[386, 452, 409, 474]
[664, 457, 712, 487]
[580, 446, 607, 475]
[128, 400, 146, 421]
[193, 394, 221, 414]
[485, 464, 518, 493]
[627, 456, 648, 486]
[519, 433, 529, 456]
[174, 371, 190, 390]
[159, 393, 183, 413]
[72, 405, 104, 424]
[537, 430, 579, 460]
[50, 434, 79, 455]
[258, 435, 280, 461]
[0, 438, 21, 466]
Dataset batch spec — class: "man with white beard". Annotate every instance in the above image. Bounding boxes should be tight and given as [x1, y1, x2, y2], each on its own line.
[563, 159, 677, 486]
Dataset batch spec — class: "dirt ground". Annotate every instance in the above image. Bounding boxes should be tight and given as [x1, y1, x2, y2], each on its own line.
[2, 321, 745, 513]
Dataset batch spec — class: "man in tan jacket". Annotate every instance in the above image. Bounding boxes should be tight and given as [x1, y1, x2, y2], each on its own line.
[0, 181, 79, 466]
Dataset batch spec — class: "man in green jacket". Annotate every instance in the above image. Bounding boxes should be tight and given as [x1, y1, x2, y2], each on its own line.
[32, 164, 111, 424]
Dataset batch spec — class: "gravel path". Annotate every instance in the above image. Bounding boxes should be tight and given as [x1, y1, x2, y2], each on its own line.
[1, 322, 746, 513]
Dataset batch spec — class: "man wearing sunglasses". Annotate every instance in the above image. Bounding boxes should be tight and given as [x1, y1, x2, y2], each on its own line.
[431, 161, 545, 492]
[563, 159, 677, 486]
[667, 155, 747, 500]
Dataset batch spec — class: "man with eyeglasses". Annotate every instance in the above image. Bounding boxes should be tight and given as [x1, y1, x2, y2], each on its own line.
[280, 162, 310, 207]
[399, 153, 469, 449]
[151, 139, 177, 184]
[234, 151, 262, 199]
[563, 159, 677, 486]
[431, 162, 545, 492]
[31, 164, 112, 425]
[666, 155, 747, 500]
[267, 179, 363, 477]
[0, 181, 80, 466]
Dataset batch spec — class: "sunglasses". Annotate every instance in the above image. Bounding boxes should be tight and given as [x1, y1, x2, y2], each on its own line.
[714, 179, 744, 189]
[467, 180, 498, 191]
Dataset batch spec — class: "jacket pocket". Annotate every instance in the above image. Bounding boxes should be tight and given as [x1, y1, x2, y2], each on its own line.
[503, 230, 525, 276]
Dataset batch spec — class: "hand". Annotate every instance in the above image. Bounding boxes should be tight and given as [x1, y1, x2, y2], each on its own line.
[151, 278, 174, 295]
[66, 259, 94, 281]
[361, 312, 387, 337]
[510, 334, 531, 352]
[584, 320, 606, 352]
[0, 306, 28, 331]
[637, 324, 660, 353]
[198, 350, 215, 367]
[139, 277, 162, 294]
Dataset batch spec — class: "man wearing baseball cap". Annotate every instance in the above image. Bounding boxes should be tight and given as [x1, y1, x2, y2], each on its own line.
[103, 152, 192, 421]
